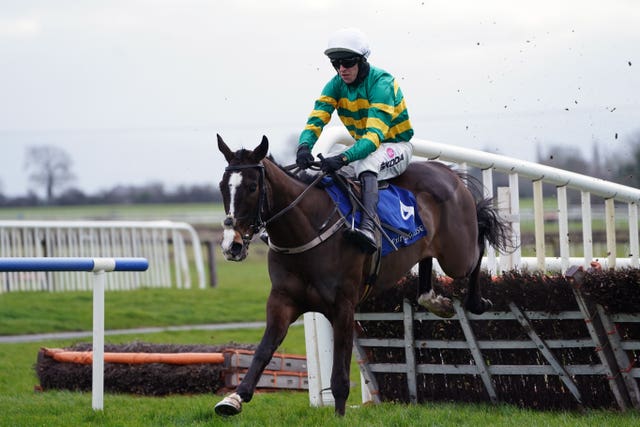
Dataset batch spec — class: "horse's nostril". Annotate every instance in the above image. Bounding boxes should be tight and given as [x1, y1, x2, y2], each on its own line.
[223, 217, 234, 227]
[225, 241, 247, 261]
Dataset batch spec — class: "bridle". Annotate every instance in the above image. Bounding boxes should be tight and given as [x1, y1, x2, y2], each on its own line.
[223, 163, 268, 244]
[223, 162, 327, 246]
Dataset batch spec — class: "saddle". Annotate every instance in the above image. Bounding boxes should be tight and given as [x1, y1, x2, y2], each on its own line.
[321, 175, 427, 257]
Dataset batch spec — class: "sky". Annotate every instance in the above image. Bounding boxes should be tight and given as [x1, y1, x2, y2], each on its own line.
[0, 0, 638, 197]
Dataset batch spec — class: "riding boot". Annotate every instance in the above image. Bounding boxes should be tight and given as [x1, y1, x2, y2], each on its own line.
[349, 171, 379, 254]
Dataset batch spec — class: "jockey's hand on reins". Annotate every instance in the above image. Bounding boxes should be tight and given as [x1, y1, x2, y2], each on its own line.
[319, 154, 347, 174]
[296, 144, 314, 169]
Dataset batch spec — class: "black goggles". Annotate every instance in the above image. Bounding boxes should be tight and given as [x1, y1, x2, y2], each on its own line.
[330, 56, 360, 69]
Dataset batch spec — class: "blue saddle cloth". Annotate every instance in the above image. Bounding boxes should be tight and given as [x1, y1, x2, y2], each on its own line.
[323, 177, 427, 256]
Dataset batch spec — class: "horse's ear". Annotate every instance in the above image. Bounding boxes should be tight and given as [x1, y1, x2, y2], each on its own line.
[251, 135, 269, 162]
[217, 134, 235, 162]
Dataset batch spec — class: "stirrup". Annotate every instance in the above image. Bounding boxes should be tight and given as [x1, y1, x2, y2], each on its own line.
[345, 228, 378, 254]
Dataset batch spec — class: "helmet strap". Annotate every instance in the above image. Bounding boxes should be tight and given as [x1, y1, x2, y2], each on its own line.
[350, 58, 370, 86]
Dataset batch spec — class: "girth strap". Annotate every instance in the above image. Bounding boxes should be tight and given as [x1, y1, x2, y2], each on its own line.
[267, 217, 346, 254]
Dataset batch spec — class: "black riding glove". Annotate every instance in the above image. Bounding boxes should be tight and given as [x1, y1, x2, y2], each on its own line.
[296, 145, 314, 169]
[320, 154, 347, 173]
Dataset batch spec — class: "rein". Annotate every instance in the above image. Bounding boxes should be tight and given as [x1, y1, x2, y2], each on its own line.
[263, 171, 325, 226]
[224, 162, 343, 253]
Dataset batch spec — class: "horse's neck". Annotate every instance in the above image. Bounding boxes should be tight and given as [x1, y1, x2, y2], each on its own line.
[262, 160, 330, 235]
[263, 159, 302, 203]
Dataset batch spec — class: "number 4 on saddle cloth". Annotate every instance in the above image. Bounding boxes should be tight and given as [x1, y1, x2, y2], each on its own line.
[322, 176, 427, 256]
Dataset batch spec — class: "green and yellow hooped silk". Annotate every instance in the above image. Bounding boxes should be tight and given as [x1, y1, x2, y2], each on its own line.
[300, 65, 414, 162]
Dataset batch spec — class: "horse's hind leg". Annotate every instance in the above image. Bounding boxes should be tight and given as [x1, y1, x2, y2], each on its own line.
[464, 254, 492, 314]
[215, 294, 297, 416]
[416, 257, 455, 318]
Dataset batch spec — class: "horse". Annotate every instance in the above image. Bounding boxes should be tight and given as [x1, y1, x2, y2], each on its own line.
[214, 134, 511, 417]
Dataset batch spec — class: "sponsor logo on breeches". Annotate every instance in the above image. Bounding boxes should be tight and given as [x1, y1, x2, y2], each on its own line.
[380, 153, 404, 172]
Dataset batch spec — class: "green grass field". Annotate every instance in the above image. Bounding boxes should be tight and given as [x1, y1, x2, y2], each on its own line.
[1, 203, 639, 425]
[0, 259, 270, 336]
[2, 256, 640, 426]
[2, 330, 639, 426]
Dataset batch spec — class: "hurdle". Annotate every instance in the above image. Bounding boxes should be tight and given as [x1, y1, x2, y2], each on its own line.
[0, 257, 149, 410]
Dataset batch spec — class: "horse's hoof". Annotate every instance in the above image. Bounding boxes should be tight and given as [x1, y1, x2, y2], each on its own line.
[418, 290, 455, 318]
[466, 298, 493, 315]
[214, 392, 243, 417]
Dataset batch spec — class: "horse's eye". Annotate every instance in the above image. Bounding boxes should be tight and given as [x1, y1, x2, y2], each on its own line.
[248, 183, 258, 192]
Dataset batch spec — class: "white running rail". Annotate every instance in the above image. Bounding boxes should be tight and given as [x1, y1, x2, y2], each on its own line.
[0, 220, 205, 292]
[312, 127, 640, 274]
[410, 137, 640, 273]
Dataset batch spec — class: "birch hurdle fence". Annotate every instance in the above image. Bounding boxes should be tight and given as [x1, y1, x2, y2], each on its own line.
[353, 273, 640, 411]
[305, 129, 640, 410]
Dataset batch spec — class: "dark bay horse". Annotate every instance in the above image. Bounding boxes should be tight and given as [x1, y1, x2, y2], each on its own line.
[214, 135, 510, 417]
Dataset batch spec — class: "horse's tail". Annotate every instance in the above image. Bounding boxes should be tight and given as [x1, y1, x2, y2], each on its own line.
[476, 198, 514, 252]
[456, 170, 515, 252]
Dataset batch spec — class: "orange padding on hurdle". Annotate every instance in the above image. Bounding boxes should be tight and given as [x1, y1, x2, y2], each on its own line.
[225, 348, 306, 360]
[43, 348, 224, 365]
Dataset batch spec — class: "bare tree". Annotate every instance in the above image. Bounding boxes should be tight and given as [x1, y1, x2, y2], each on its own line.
[24, 145, 76, 203]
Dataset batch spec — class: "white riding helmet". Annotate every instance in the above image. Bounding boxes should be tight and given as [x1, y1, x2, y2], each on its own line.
[324, 28, 371, 59]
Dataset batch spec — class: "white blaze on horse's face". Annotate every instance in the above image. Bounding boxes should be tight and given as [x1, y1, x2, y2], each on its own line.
[221, 171, 247, 260]
[221, 227, 237, 256]
[227, 172, 242, 217]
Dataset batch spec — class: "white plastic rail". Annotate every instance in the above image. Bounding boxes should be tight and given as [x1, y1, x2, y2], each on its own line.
[0, 220, 205, 291]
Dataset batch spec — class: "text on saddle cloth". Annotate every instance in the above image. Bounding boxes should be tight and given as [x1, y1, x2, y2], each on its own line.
[322, 177, 427, 256]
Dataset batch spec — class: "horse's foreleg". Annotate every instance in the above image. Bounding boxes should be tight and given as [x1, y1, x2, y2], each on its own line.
[330, 303, 355, 416]
[215, 295, 296, 417]
[464, 254, 492, 314]
[235, 321, 287, 402]
[416, 257, 454, 318]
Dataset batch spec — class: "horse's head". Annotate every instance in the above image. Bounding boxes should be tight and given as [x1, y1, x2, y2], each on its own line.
[217, 134, 269, 261]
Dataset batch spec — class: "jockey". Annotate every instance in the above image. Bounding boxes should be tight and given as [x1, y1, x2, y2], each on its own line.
[296, 28, 414, 254]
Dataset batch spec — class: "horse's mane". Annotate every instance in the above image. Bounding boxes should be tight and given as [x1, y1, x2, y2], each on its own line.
[265, 154, 319, 186]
